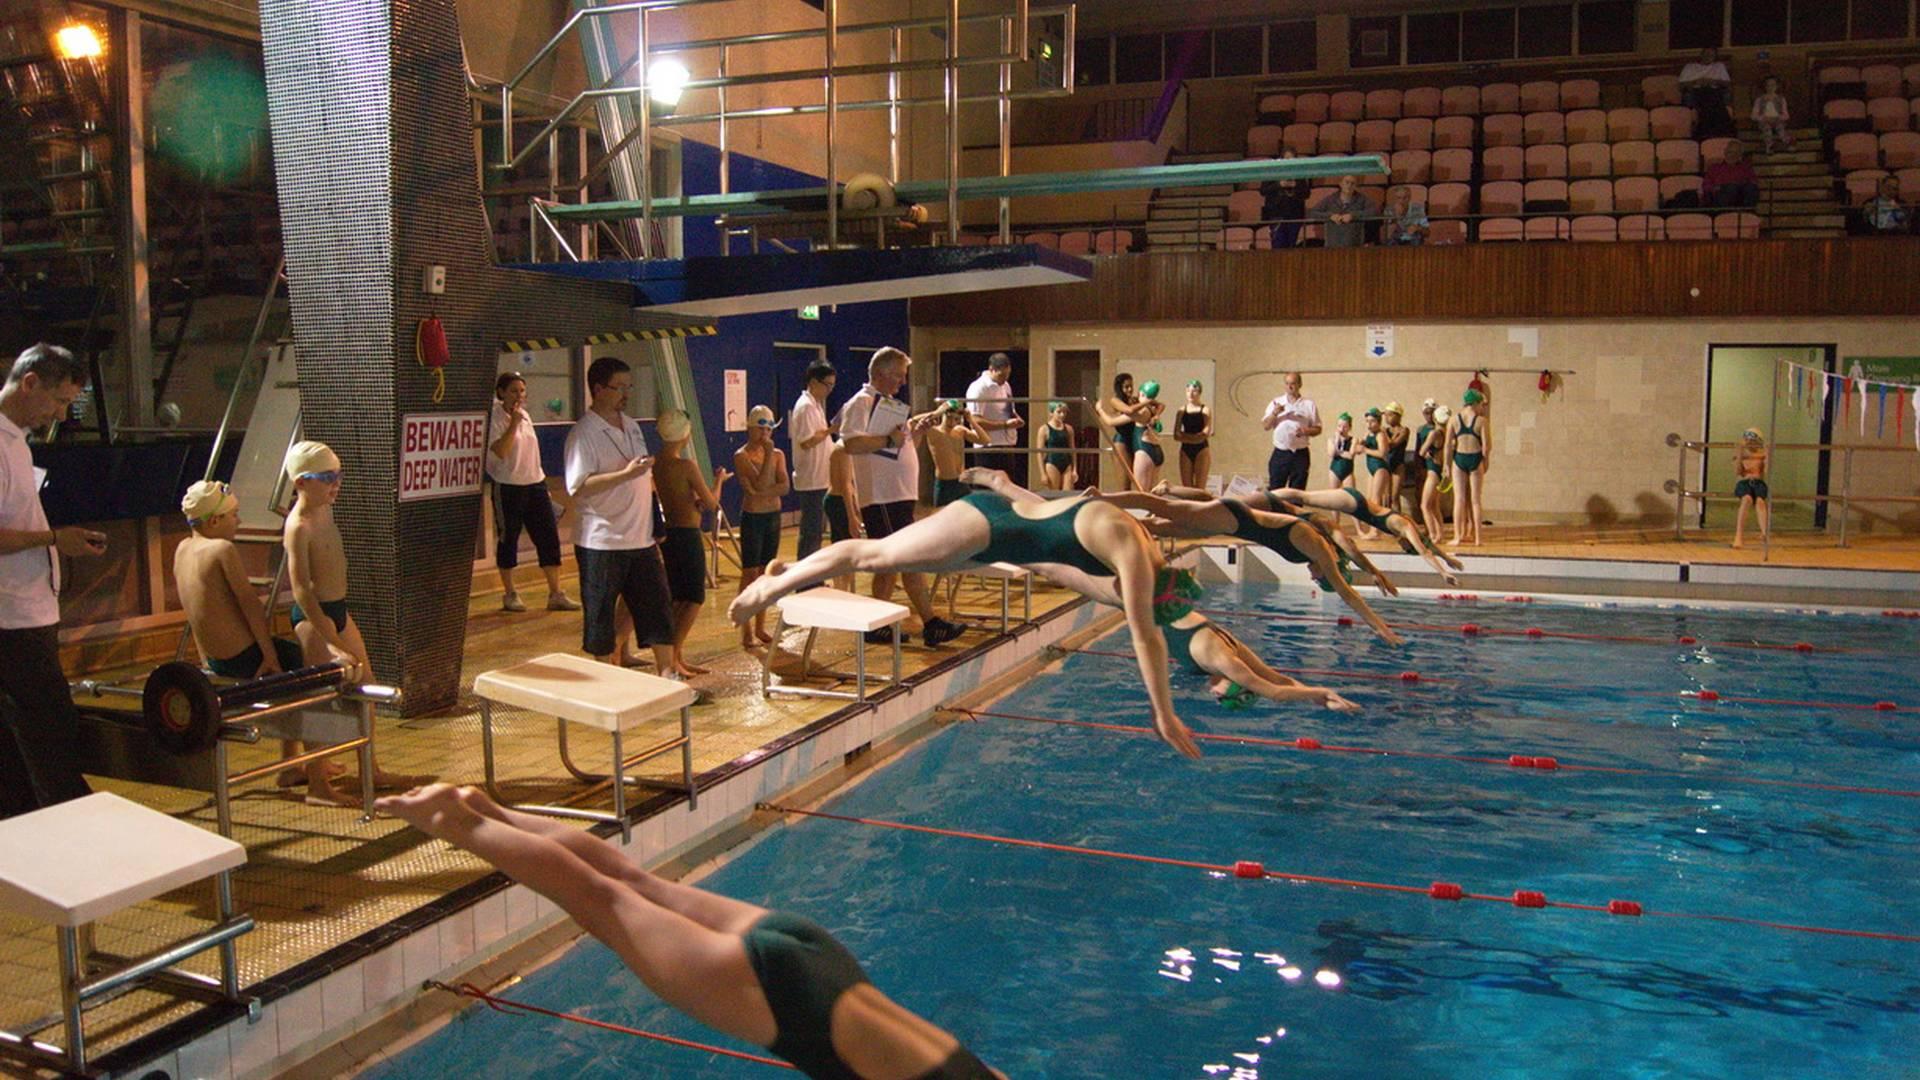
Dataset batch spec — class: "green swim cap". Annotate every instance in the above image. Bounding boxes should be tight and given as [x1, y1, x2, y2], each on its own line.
[1463, 389, 1485, 405]
[1187, 379, 1203, 390]
[1141, 381, 1161, 399]
[1216, 682, 1257, 711]
[944, 398, 964, 412]
[1048, 400, 1066, 412]
[1337, 411, 1352, 422]
[1364, 406, 1382, 417]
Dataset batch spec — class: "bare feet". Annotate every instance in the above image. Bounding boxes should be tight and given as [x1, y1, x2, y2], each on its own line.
[301, 779, 361, 808]
[755, 626, 775, 645]
[676, 660, 711, 676]
[278, 759, 345, 788]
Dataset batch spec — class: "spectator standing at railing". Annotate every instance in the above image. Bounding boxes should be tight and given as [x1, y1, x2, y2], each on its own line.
[1679, 47, 1735, 139]
[1260, 148, 1310, 248]
[1380, 187, 1429, 245]
[1862, 176, 1911, 235]
[1750, 75, 1793, 154]
[1310, 174, 1375, 248]
[1702, 141, 1759, 209]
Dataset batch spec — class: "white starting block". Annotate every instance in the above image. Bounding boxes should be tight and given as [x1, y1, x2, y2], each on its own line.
[763, 588, 908, 703]
[475, 653, 697, 843]
[0, 793, 254, 1075]
[957, 561, 1033, 633]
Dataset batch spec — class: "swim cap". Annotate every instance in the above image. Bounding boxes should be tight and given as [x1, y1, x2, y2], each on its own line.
[1462, 389, 1485, 405]
[656, 408, 691, 443]
[1434, 405, 1452, 424]
[1743, 427, 1763, 442]
[1384, 401, 1404, 417]
[1337, 411, 1352, 422]
[1048, 400, 1066, 412]
[180, 480, 238, 524]
[1187, 379, 1203, 390]
[747, 404, 777, 427]
[284, 440, 341, 480]
[1140, 381, 1160, 400]
[1364, 406, 1382, 418]
[944, 398, 965, 413]
[1421, 397, 1437, 412]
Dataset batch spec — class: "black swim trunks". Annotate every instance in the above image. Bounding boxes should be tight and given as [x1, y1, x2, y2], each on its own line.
[288, 598, 349, 634]
[660, 526, 706, 604]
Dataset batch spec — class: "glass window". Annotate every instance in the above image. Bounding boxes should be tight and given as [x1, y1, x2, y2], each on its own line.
[1518, 4, 1575, 57]
[1114, 32, 1161, 84]
[1267, 20, 1317, 73]
[1578, 0, 1638, 54]
[1731, 0, 1789, 44]
[1349, 15, 1400, 69]
[1789, 0, 1847, 41]
[1074, 35, 1110, 86]
[1462, 8, 1517, 61]
[1668, 0, 1726, 49]
[1213, 25, 1263, 77]
[1164, 28, 1211, 79]
[1406, 11, 1462, 65]
[1850, 0, 1910, 39]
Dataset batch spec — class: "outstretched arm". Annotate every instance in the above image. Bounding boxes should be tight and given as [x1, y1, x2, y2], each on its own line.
[1089, 517, 1199, 758]
[1294, 526, 1403, 645]
[957, 466, 1048, 504]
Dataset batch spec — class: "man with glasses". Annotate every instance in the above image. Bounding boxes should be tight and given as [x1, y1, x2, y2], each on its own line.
[0, 343, 105, 818]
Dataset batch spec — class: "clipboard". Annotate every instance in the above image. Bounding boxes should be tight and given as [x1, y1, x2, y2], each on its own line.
[867, 396, 911, 460]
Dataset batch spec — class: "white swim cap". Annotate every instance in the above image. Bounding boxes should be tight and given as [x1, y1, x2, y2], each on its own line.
[283, 440, 341, 480]
[656, 408, 691, 443]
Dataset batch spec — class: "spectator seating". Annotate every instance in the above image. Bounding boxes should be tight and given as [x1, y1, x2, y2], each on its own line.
[1842, 168, 1888, 203]
[1659, 175, 1704, 204]
[1569, 142, 1610, 177]
[1226, 189, 1264, 222]
[1665, 213, 1713, 240]
[1562, 79, 1601, 109]
[1823, 99, 1870, 136]
[1390, 150, 1432, 184]
[1428, 182, 1471, 215]
[1480, 217, 1524, 241]
[1868, 96, 1910, 132]
[1394, 117, 1434, 150]
[1428, 219, 1468, 244]
[1356, 119, 1394, 152]
[1025, 231, 1058, 249]
[1566, 109, 1607, 143]
[1571, 215, 1617, 241]
[1523, 178, 1569, 210]
[1620, 214, 1666, 240]
[1432, 147, 1475, 181]
[1366, 88, 1403, 118]
[1570, 178, 1613, 213]
[1484, 145, 1524, 180]
[1093, 229, 1134, 253]
[1484, 113, 1524, 147]
[1608, 107, 1651, 142]
[1247, 125, 1284, 157]
[1282, 123, 1317, 155]
[1434, 115, 1475, 148]
[1330, 90, 1366, 121]
[1295, 92, 1330, 123]
[1525, 144, 1568, 179]
[1908, 63, 1920, 94]
[1899, 166, 1920, 202]
[1058, 230, 1093, 254]
[1715, 212, 1764, 239]
[1319, 121, 1356, 153]
[1819, 66, 1865, 102]
[1864, 64, 1904, 99]
[1221, 225, 1270, 251]
[1614, 176, 1660, 212]
[1641, 76, 1682, 108]
[1700, 137, 1736, 167]
[1883, 131, 1920, 168]
[1257, 93, 1294, 122]
[1481, 180, 1524, 215]
[1524, 111, 1566, 146]
[1482, 83, 1521, 113]
[1521, 80, 1560, 112]
[1611, 140, 1655, 176]
[1834, 131, 1880, 170]
[1441, 85, 1480, 116]
[1524, 216, 1570, 241]
[1650, 105, 1693, 140]
[1656, 138, 1701, 175]
[1403, 86, 1442, 118]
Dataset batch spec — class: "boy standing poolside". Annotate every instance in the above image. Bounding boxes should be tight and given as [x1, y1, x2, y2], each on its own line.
[921, 399, 989, 507]
[734, 405, 789, 648]
[1732, 427, 1769, 550]
[652, 408, 729, 676]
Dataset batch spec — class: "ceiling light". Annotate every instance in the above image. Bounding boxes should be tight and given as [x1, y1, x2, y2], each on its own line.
[646, 58, 690, 107]
[54, 24, 102, 60]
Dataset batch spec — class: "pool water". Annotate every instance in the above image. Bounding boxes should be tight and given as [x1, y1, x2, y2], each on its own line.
[366, 586, 1920, 1079]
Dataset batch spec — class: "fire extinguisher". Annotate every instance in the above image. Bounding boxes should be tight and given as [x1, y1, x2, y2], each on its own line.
[417, 315, 450, 403]
[1538, 369, 1554, 402]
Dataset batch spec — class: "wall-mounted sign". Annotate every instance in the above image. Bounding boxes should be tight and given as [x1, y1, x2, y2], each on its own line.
[1366, 324, 1394, 359]
[798, 305, 821, 320]
[724, 369, 748, 432]
[399, 412, 487, 502]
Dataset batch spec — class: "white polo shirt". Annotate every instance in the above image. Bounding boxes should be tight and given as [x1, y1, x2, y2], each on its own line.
[486, 403, 544, 486]
[789, 389, 830, 492]
[1267, 393, 1320, 452]
[563, 409, 656, 550]
[0, 411, 59, 629]
[965, 371, 1017, 446]
[835, 383, 919, 506]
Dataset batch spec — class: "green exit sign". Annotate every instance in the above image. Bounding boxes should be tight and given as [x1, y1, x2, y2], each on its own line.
[798, 305, 820, 320]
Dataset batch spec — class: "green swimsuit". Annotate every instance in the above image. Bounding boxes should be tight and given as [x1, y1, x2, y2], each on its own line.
[961, 492, 1112, 576]
[1453, 413, 1484, 473]
[1043, 423, 1074, 471]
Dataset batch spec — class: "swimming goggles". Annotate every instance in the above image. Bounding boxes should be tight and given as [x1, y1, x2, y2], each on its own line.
[299, 470, 342, 484]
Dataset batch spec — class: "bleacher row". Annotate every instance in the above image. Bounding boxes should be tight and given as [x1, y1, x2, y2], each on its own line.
[1818, 61, 1920, 206]
[956, 228, 1138, 253]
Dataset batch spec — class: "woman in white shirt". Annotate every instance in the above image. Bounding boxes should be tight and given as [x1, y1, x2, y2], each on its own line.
[488, 372, 578, 612]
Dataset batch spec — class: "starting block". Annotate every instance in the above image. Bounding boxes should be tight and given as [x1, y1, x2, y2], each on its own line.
[0, 793, 254, 1075]
[763, 588, 908, 703]
[475, 653, 697, 842]
[956, 561, 1033, 633]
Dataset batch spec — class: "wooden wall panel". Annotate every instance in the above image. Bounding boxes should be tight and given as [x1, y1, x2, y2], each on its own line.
[910, 240, 1920, 325]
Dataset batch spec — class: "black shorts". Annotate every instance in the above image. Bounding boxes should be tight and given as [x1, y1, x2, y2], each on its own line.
[823, 494, 855, 542]
[860, 499, 916, 539]
[575, 545, 675, 657]
[206, 637, 307, 680]
[739, 510, 782, 570]
[660, 526, 706, 604]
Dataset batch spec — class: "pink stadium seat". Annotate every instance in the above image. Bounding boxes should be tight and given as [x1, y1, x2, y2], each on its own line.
[1714, 212, 1763, 239]
[1570, 215, 1617, 241]
[1524, 144, 1568, 179]
[1226, 189, 1264, 222]
[1659, 174, 1703, 204]
[1428, 219, 1467, 245]
[1093, 229, 1130, 254]
[1664, 213, 1713, 240]
[1390, 150, 1432, 184]
[1898, 167, 1920, 202]
[1864, 64, 1904, 100]
[1521, 81, 1560, 113]
[1524, 217, 1570, 241]
[1611, 140, 1656, 176]
[1247, 125, 1284, 157]
[1523, 111, 1566, 146]
[1699, 137, 1736, 166]
[1614, 176, 1659, 212]
[1482, 83, 1521, 113]
[1523, 178, 1568, 207]
[1294, 93, 1330, 123]
[1480, 180, 1524, 215]
[1483, 145, 1524, 181]
[1568, 142, 1611, 178]
[1299, 222, 1324, 245]
[1365, 89, 1404, 119]
[1318, 121, 1355, 154]
[1283, 123, 1320, 155]
[1393, 117, 1434, 150]
[1834, 131, 1880, 171]
[1403, 86, 1443, 118]
[1432, 147, 1475, 182]
[957, 233, 989, 246]
[1869, 97, 1911, 132]
[1569, 178, 1614, 213]
[1483, 113, 1524, 147]
[1057, 230, 1093, 254]
[1560, 79, 1601, 109]
[1565, 109, 1607, 143]
[1441, 85, 1481, 116]
[1428, 181, 1471, 215]
[1480, 217, 1524, 241]
[1026, 231, 1058, 249]
[1883, 132, 1920, 168]
[1650, 106, 1693, 140]
[1355, 119, 1395, 152]
[1619, 214, 1665, 241]
[1433, 115, 1475, 149]
[1844, 168, 1889, 203]
[1824, 99, 1870, 135]
[1641, 75, 1682, 107]
[1221, 226, 1257, 251]
[1656, 139, 1701, 175]
[1257, 93, 1295, 120]
[1819, 66, 1863, 98]
[1906, 63, 1920, 96]
[1608, 108, 1651, 142]
[1360, 183, 1388, 205]
[1330, 91, 1366, 121]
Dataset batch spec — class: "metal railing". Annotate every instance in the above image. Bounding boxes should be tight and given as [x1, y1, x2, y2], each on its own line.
[1663, 432, 1920, 550]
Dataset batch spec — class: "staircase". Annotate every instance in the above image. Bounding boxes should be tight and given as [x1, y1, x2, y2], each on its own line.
[1143, 150, 1236, 251]
[1749, 124, 1846, 239]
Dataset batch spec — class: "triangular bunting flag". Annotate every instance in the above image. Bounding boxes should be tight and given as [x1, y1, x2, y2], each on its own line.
[1878, 384, 1888, 440]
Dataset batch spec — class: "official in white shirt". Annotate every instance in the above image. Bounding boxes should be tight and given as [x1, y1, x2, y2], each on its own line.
[789, 359, 837, 560]
[563, 357, 675, 668]
[965, 352, 1025, 485]
[1261, 370, 1323, 491]
[487, 371, 577, 613]
[0, 344, 106, 818]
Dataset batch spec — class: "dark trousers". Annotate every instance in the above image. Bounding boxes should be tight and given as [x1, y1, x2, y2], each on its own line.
[1267, 447, 1311, 491]
[0, 625, 93, 819]
[794, 488, 827, 560]
[492, 480, 563, 570]
[1707, 183, 1757, 209]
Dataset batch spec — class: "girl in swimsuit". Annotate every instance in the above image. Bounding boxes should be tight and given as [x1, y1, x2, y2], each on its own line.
[1160, 611, 1360, 714]
[1098, 374, 1153, 492]
[1447, 389, 1489, 547]
[1326, 412, 1356, 491]
[1375, 402, 1409, 528]
[1150, 481, 1465, 586]
[1415, 403, 1450, 545]
[1131, 381, 1167, 493]
[1175, 380, 1213, 489]
[1039, 401, 1077, 491]
[732, 474, 1204, 758]
[1357, 408, 1387, 538]
[378, 784, 1005, 1080]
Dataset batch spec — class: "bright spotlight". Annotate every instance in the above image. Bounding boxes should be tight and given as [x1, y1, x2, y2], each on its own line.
[54, 24, 103, 60]
[646, 58, 690, 108]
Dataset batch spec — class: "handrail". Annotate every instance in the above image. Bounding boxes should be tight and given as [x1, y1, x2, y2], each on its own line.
[1665, 431, 1919, 550]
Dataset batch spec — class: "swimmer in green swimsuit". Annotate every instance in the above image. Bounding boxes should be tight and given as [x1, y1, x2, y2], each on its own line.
[379, 784, 1006, 1080]
[1326, 412, 1357, 488]
[1161, 612, 1360, 713]
[1040, 401, 1078, 490]
[1413, 401, 1449, 543]
[1447, 389, 1490, 547]
[732, 476, 1204, 757]
[1262, 483, 1465, 585]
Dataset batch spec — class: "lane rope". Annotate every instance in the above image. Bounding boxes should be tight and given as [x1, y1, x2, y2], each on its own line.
[758, 805, 1920, 944]
[940, 707, 1920, 801]
[425, 980, 795, 1069]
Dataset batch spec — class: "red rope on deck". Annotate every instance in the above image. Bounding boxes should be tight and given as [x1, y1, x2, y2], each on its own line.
[426, 981, 794, 1069]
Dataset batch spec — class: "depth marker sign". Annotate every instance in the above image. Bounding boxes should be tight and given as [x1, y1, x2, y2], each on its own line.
[399, 413, 488, 502]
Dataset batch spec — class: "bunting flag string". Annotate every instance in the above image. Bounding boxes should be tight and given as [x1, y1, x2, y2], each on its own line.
[1774, 359, 1920, 447]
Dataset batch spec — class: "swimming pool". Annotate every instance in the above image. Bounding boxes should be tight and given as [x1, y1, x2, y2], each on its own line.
[366, 585, 1920, 1079]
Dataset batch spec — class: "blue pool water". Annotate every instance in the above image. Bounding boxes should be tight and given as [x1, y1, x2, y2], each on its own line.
[367, 586, 1920, 1079]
